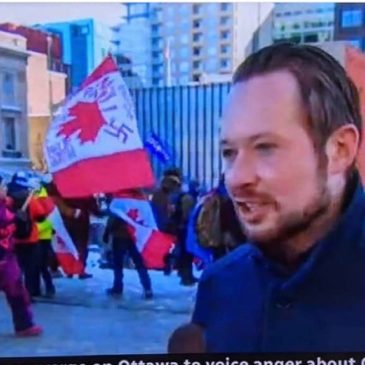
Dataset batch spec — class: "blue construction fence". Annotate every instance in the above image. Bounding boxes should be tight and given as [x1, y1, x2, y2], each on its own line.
[131, 82, 232, 191]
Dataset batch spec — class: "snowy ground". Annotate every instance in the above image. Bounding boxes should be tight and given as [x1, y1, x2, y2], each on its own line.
[0, 249, 199, 357]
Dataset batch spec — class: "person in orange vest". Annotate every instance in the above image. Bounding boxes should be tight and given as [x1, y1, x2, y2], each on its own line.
[7, 173, 48, 299]
[34, 185, 56, 297]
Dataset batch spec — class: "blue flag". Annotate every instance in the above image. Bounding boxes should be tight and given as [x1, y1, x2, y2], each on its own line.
[144, 133, 171, 164]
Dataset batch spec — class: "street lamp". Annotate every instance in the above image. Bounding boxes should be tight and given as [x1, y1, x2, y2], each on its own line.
[44, 34, 53, 172]
[46, 35, 53, 121]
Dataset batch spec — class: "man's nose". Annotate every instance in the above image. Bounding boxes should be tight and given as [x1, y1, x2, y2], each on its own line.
[225, 153, 258, 190]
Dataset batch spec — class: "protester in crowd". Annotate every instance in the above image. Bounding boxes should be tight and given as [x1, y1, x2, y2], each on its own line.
[103, 199, 153, 300]
[212, 175, 246, 260]
[0, 181, 42, 337]
[34, 184, 56, 298]
[191, 42, 365, 351]
[188, 175, 245, 266]
[151, 169, 182, 232]
[151, 169, 183, 275]
[7, 173, 48, 299]
[170, 180, 200, 286]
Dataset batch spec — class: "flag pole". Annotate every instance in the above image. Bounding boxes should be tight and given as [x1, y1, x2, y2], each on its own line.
[165, 37, 172, 87]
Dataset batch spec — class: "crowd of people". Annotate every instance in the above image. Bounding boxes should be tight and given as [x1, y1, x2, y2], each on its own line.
[0, 165, 246, 338]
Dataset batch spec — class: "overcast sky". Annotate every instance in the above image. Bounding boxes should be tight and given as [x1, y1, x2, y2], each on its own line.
[0, 2, 123, 27]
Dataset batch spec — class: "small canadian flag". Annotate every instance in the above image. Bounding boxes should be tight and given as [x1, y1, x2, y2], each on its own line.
[37, 194, 83, 275]
[110, 191, 175, 270]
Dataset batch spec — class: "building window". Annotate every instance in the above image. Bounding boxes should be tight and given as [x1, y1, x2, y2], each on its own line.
[341, 9, 363, 28]
[193, 4, 201, 14]
[4, 117, 16, 150]
[221, 3, 230, 11]
[193, 19, 201, 28]
[193, 74, 200, 82]
[193, 61, 201, 69]
[220, 58, 230, 68]
[152, 24, 160, 33]
[193, 33, 202, 42]
[193, 47, 201, 56]
[220, 16, 230, 26]
[2, 72, 16, 106]
[221, 30, 230, 40]
[152, 37, 163, 47]
[304, 33, 319, 43]
[221, 45, 230, 54]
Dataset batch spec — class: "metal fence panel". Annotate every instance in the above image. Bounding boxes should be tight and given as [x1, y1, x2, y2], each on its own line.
[132, 82, 231, 190]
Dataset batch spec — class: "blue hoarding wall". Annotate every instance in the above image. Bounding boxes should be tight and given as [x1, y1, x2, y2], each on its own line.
[132, 83, 231, 190]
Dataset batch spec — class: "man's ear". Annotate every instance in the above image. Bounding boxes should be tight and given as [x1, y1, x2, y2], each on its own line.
[325, 125, 360, 175]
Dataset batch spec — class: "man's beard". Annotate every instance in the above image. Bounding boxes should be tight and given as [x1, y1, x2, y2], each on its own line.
[239, 168, 332, 248]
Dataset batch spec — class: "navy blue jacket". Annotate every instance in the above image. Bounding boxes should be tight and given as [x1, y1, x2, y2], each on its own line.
[192, 177, 365, 352]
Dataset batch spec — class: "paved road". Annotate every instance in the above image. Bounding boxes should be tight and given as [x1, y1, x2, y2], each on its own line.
[0, 256, 198, 357]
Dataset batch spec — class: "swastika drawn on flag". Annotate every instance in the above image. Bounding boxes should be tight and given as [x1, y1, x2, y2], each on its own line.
[104, 120, 134, 142]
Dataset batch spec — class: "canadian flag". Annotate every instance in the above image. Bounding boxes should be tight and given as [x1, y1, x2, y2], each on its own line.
[44, 56, 155, 198]
[37, 194, 83, 275]
[109, 192, 175, 269]
[48, 206, 84, 275]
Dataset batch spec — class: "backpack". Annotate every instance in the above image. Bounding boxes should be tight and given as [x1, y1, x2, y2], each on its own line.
[168, 192, 192, 234]
[195, 192, 222, 248]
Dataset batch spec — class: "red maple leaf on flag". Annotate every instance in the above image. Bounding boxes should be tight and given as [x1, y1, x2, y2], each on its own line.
[57, 101, 106, 144]
[127, 209, 144, 225]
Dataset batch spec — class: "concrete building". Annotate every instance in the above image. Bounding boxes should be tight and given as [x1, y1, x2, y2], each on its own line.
[0, 31, 29, 172]
[273, 3, 335, 44]
[112, 2, 274, 87]
[113, 53, 144, 90]
[111, 3, 153, 87]
[36, 19, 112, 90]
[27, 50, 67, 171]
[0, 24, 68, 171]
[334, 3, 365, 51]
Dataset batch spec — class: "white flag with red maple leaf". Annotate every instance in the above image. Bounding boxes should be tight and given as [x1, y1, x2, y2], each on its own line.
[109, 191, 175, 270]
[36, 193, 84, 275]
[44, 56, 155, 198]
